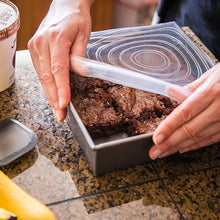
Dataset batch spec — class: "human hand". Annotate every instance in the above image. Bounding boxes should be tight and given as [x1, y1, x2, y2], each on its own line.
[28, 0, 93, 122]
[149, 63, 220, 159]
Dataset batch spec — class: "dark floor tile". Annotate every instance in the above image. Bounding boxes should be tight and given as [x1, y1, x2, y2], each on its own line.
[70, 162, 158, 196]
[152, 143, 219, 178]
[163, 167, 220, 219]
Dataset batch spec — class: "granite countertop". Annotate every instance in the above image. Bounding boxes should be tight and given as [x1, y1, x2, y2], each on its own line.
[0, 29, 219, 219]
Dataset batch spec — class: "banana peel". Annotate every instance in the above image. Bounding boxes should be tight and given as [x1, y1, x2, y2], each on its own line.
[0, 171, 56, 220]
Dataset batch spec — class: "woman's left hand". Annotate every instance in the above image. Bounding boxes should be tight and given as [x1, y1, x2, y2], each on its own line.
[149, 63, 220, 160]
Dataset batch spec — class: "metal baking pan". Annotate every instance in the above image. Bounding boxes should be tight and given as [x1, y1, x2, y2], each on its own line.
[67, 22, 215, 175]
[67, 103, 153, 175]
[0, 119, 37, 166]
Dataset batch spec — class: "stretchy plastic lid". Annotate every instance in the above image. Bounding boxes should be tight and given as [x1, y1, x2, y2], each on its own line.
[0, 0, 20, 41]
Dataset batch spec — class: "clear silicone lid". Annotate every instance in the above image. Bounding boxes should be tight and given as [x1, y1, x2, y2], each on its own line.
[71, 56, 193, 98]
[70, 22, 215, 98]
[85, 22, 214, 85]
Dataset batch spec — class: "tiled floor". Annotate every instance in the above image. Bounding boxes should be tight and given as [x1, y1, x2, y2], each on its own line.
[0, 49, 219, 219]
[46, 144, 219, 220]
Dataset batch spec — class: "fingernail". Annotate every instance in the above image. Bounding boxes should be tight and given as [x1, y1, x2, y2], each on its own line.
[179, 148, 188, 154]
[150, 149, 162, 160]
[56, 110, 63, 122]
[52, 109, 62, 122]
[52, 108, 57, 118]
[159, 151, 170, 158]
[155, 134, 165, 145]
[59, 97, 66, 109]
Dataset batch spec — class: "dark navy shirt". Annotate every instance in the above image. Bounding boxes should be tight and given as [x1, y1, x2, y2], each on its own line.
[158, 0, 220, 60]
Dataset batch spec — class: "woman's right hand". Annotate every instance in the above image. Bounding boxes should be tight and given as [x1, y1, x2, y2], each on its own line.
[28, 0, 93, 122]
[150, 63, 220, 160]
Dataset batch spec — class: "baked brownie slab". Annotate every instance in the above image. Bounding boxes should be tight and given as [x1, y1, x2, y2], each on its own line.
[70, 71, 178, 138]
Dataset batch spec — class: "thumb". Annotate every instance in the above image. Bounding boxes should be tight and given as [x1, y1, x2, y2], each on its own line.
[70, 35, 89, 76]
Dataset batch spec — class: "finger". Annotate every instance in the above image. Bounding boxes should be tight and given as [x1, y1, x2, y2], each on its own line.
[70, 32, 89, 57]
[158, 122, 220, 158]
[69, 55, 89, 76]
[29, 35, 66, 122]
[39, 60, 59, 110]
[175, 121, 220, 151]
[153, 84, 214, 145]
[49, 30, 71, 110]
[184, 63, 220, 92]
[28, 34, 60, 111]
[166, 86, 192, 103]
[28, 38, 41, 75]
[37, 48, 59, 111]
[70, 28, 91, 76]
[150, 100, 218, 159]
[53, 108, 67, 123]
[179, 132, 220, 154]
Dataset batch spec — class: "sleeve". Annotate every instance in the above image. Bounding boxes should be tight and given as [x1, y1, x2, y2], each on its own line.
[151, 0, 168, 25]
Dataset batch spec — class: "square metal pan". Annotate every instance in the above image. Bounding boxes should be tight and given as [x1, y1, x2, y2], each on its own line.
[66, 22, 216, 175]
[66, 102, 153, 176]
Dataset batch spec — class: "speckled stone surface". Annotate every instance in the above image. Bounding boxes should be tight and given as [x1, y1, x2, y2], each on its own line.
[151, 143, 219, 178]
[49, 181, 181, 220]
[164, 167, 220, 219]
[0, 28, 219, 220]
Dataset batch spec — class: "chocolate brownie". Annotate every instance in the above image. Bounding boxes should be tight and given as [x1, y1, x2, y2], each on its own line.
[127, 116, 167, 136]
[70, 72, 178, 138]
[70, 70, 114, 94]
[107, 85, 136, 113]
[72, 89, 125, 138]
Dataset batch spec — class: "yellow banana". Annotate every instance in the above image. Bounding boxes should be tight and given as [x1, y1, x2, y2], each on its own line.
[0, 171, 56, 220]
[0, 208, 17, 220]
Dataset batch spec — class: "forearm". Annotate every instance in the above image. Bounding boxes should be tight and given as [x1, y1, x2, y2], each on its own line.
[40, 0, 93, 29]
[51, 0, 94, 10]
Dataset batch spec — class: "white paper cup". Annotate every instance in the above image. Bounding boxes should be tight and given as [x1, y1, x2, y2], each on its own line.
[0, 0, 20, 92]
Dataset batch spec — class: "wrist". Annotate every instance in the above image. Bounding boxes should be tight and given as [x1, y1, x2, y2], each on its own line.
[50, 0, 93, 16]
[51, 0, 93, 9]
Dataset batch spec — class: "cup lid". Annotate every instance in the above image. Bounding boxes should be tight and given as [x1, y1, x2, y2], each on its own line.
[0, 0, 20, 41]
